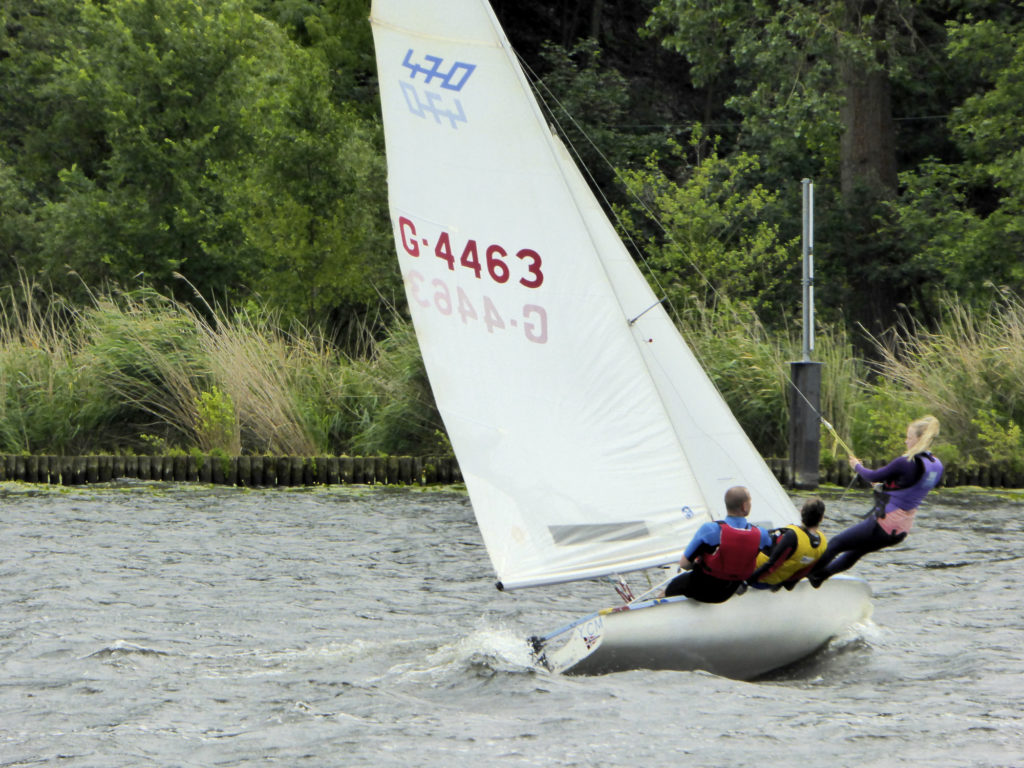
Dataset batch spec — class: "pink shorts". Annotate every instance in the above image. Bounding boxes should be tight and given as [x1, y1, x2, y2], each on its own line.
[878, 508, 916, 536]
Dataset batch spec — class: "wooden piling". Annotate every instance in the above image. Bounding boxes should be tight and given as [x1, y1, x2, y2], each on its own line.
[262, 456, 276, 486]
[34, 452, 1024, 490]
[211, 457, 225, 485]
[273, 457, 289, 486]
[323, 457, 339, 485]
[251, 455, 265, 487]
[237, 456, 251, 487]
[339, 456, 354, 484]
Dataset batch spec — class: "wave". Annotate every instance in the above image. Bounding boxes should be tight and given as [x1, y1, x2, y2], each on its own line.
[84, 640, 173, 660]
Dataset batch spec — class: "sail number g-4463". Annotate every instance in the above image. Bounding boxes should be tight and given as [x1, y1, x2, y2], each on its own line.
[406, 270, 548, 344]
[398, 217, 544, 289]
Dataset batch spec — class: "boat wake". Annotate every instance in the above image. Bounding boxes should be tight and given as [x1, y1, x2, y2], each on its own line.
[389, 626, 539, 682]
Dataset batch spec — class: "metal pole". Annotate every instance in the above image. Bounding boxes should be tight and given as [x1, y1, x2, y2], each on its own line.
[802, 178, 814, 361]
[790, 179, 820, 488]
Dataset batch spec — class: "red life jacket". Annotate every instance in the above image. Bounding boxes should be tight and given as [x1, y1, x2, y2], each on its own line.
[700, 522, 762, 581]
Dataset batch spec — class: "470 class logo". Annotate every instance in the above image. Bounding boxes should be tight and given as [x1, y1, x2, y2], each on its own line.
[399, 49, 477, 129]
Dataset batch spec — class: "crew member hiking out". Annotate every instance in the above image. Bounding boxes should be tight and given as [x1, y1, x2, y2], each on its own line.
[748, 497, 827, 591]
[809, 415, 944, 587]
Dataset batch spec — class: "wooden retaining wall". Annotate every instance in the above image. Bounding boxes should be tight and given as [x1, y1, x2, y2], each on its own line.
[0, 454, 461, 487]
[765, 457, 1024, 490]
[0, 454, 1019, 489]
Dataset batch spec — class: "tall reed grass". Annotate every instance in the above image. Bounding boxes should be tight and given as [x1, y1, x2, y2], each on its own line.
[1, 281, 1019, 470]
[676, 298, 866, 462]
[0, 280, 444, 457]
[859, 292, 1024, 470]
[0, 279, 113, 453]
[675, 293, 1024, 469]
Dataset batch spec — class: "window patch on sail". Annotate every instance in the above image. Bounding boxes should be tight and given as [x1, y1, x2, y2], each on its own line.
[549, 522, 650, 546]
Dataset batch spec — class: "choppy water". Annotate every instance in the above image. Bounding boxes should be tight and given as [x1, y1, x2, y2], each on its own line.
[1, 481, 1021, 767]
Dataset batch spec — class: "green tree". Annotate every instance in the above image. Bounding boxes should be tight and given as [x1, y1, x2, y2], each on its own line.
[533, 39, 667, 204]
[257, 0, 379, 113]
[218, 49, 397, 338]
[26, 1, 265, 298]
[0, 0, 85, 278]
[880, 13, 1024, 313]
[643, 0, 1022, 332]
[1, 0, 395, 333]
[618, 135, 796, 318]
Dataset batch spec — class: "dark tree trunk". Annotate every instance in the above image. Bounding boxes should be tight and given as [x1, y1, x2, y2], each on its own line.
[839, 62, 898, 200]
[836, 0, 902, 334]
[589, 0, 604, 40]
[838, 0, 898, 200]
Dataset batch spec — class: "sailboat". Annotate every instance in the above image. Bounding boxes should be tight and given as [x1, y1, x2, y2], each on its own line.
[369, 0, 871, 679]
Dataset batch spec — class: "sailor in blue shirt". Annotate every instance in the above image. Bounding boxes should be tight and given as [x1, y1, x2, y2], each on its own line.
[662, 486, 770, 603]
[683, 515, 772, 562]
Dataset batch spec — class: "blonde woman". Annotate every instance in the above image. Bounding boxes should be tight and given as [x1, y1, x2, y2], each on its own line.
[808, 416, 943, 587]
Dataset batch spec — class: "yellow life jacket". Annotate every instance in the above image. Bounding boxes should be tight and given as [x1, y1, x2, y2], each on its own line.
[754, 524, 827, 585]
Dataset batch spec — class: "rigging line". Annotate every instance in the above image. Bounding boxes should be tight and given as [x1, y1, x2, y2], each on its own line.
[784, 375, 861, 501]
[511, 51, 719, 311]
[509, 49, 740, 466]
[785, 375, 855, 459]
[629, 328, 792, 520]
[628, 570, 682, 606]
[521, 62, 783, 510]
[513, 50, 756, 371]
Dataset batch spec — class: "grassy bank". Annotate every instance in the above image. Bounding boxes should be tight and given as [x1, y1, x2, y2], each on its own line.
[677, 292, 1024, 474]
[2, 281, 1022, 472]
[0, 280, 446, 458]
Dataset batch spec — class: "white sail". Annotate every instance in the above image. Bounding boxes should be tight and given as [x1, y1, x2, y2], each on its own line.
[370, 0, 798, 590]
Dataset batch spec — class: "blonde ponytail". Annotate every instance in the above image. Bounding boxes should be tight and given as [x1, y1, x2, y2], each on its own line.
[904, 415, 940, 458]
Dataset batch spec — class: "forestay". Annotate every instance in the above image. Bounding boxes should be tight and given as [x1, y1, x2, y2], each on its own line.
[370, 0, 798, 590]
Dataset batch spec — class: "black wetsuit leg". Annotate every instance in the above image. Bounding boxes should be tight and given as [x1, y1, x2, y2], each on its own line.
[663, 571, 691, 597]
[664, 569, 739, 603]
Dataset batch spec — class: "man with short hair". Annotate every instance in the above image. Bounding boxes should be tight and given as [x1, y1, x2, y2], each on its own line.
[661, 486, 770, 604]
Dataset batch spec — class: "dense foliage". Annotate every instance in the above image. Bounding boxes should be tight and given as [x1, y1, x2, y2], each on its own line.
[1, 0, 398, 339]
[2, 0, 1024, 466]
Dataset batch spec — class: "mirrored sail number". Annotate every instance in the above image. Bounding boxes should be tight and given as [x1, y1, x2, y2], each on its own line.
[399, 216, 544, 289]
[406, 270, 548, 344]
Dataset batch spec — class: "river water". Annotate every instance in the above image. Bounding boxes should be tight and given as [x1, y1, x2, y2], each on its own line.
[1, 481, 1021, 767]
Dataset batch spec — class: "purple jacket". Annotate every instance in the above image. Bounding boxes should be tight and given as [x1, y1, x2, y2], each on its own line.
[856, 452, 943, 513]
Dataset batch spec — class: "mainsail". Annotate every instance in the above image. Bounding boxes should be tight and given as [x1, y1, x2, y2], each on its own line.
[370, 0, 798, 590]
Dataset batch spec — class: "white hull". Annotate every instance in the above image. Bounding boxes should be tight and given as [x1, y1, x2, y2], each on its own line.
[538, 576, 872, 680]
